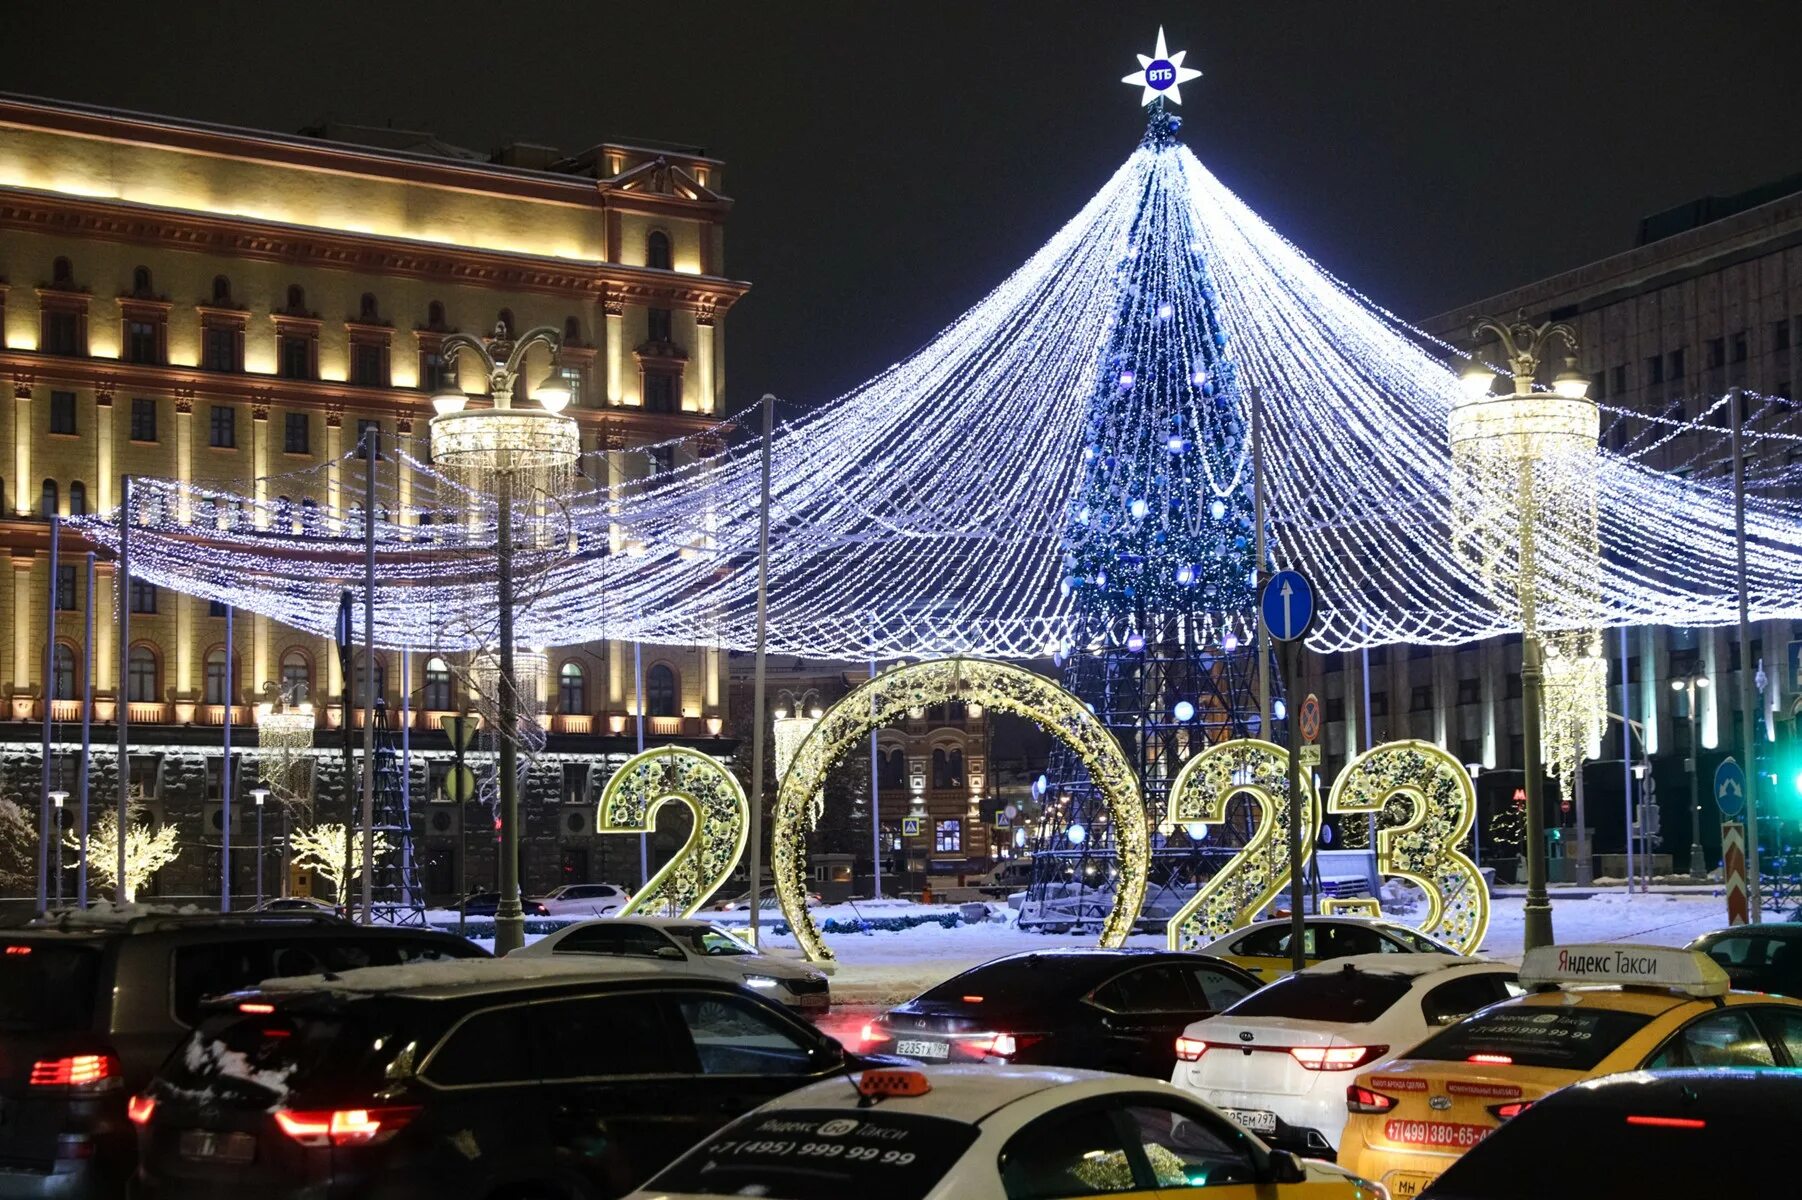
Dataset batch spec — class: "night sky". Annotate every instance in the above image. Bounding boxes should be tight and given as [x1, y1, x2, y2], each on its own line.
[10, 2, 1802, 418]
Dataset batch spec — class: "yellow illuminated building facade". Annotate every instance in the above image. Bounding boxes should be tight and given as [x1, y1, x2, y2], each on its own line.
[0, 94, 748, 898]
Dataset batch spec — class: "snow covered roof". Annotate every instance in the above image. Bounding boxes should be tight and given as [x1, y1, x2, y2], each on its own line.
[253, 954, 721, 1000]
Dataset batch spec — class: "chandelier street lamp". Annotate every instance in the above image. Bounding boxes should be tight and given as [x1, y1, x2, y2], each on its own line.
[1452, 316, 1598, 953]
[430, 324, 578, 956]
[48, 791, 66, 907]
[1671, 674, 1710, 878]
[251, 787, 270, 909]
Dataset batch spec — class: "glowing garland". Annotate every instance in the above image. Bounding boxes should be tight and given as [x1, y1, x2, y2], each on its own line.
[596, 746, 748, 918]
[772, 657, 1146, 962]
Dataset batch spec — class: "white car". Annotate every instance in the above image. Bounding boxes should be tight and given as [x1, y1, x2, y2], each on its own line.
[533, 881, 631, 917]
[509, 915, 831, 1011]
[625, 1063, 1378, 1200]
[1170, 953, 1518, 1158]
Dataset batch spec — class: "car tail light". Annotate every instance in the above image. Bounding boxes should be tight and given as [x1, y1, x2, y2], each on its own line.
[30, 1054, 122, 1091]
[1488, 1100, 1532, 1121]
[1289, 1044, 1388, 1071]
[1347, 1085, 1397, 1114]
[273, 1107, 420, 1148]
[970, 1032, 1041, 1058]
[4, 944, 31, 955]
[1626, 1115, 1706, 1130]
[239, 1002, 275, 1015]
[860, 1022, 890, 1044]
[127, 1095, 156, 1126]
[1175, 1036, 1209, 1062]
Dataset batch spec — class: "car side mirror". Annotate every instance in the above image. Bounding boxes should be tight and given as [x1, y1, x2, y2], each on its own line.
[655, 945, 685, 960]
[1261, 1149, 1307, 1185]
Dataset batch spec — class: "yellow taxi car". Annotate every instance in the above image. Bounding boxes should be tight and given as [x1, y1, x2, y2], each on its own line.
[1199, 917, 1458, 980]
[1338, 943, 1802, 1198]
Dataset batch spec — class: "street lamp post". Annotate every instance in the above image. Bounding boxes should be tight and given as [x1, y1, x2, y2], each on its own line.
[251, 788, 270, 909]
[48, 791, 66, 907]
[1672, 674, 1710, 877]
[1454, 317, 1597, 953]
[430, 324, 577, 957]
[1463, 763, 1483, 875]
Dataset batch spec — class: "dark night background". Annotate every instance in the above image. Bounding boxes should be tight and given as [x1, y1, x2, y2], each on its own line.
[10, 1, 1802, 417]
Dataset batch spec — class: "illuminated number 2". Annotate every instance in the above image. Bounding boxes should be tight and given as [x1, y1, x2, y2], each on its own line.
[1165, 739, 1322, 952]
[1327, 739, 1490, 955]
[595, 746, 749, 918]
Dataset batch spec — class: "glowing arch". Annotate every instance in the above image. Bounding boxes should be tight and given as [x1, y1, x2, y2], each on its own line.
[773, 657, 1147, 962]
[597, 745, 749, 918]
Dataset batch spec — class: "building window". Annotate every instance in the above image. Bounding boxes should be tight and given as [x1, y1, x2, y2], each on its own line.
[278, 334, 312, 380]
[1732, 331, 1748, 363]
[52, 257, 73, 287]
[647, 307, 673, 343]
[202, 325, 239, 372]
[129, 579, 158, 613]
[300, 499, 320, 532]
[284, 284, 306, 313]
[1612, 364, 1627, 394]
[1645, 354, 1664, 385]
[354, 655, 387, 707]
[1409, 685, 1433, 712]
[51, 643, 77, 702]
[423, 656, 452, 710]
[647, 231, 672, 270]
[935, 819, 962, 854]
[644, 373, 676, 413]
[204, 648, 229, 706]
[559, 366, 586, 408]
[1325, 696, 1345, 723]
[350, 341, 387, 387]
[358, 293, 379, 322]
[649, 444, 676, 475]
[131, 266, 153, 295]
[419, 342, 451, 392]
[1707, 337, 1725, 369]
[645, 663, 677, 717]
[130, 398, 157, 443]
[1667, 348, 1684, 378]
[931, 747, 965, 789]
[1776, 319, 1793, 353]
[38, 479, 56, 518]
[1368, 690, 1388, 717]
[126, 646, 158, 703]
[49, 390, 76, 435]
[44, 310, 80, 356]
[877, 747, 906, 789]
[1456, 677, 1480, 705]
[356, 419, 382, 459]
[283, 412, 310, 454]
[280, 650, 312, 701]
[559, 662, 586, 713]
[209, 404, 236, 448]
[124, 319, 159, 364]
[212, 275, 232, 304]
[55, 564, 77, 611]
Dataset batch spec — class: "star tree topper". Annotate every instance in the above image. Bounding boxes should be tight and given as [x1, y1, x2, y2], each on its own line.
[1122, 27, 1202, 106]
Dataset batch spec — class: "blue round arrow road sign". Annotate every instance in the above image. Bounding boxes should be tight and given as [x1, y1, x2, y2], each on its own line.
[1260, 570, 1316, 643]
[1714, 757, 1747, 819]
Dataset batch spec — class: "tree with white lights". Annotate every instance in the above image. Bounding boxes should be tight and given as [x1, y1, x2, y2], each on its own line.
[290, 823, 392, 901]
[65, 809, 180, 902]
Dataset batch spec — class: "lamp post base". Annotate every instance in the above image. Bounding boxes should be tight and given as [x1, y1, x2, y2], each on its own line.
[493, 909, 525, 957]
[1522, 898, 1555, 952]
[1689, 843, 1707, 880]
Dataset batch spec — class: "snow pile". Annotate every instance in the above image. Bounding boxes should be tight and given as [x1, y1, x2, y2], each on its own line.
[181, 1036, 294, 1106]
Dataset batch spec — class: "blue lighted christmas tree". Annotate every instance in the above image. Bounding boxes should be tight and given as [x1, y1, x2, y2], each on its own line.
[1025, 99, 1271, 930]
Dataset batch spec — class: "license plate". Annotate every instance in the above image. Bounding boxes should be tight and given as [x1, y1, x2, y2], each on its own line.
[1223, 1107, 1278, 1134]
[796, 992, 829, 1009]
[894, 1038, 950, 1059]
[180, 1129, 256, 1164]
[1386, 1172, 1437, 1197]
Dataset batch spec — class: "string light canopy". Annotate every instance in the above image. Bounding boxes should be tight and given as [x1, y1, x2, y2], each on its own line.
[67, 82, 1802, 660]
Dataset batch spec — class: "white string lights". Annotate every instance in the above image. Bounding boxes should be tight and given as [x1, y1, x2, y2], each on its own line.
[68, 131, 1802, 658]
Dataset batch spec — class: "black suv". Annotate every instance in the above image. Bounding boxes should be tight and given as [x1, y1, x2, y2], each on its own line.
[0, 911, 484, 1198]
[133, 966, 868, 1199]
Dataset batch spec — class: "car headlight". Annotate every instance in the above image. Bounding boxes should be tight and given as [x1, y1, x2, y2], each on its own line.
[744, 974, 782, 990]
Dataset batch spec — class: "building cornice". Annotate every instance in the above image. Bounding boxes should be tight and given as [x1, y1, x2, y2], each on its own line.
[0, 187, 751, 312]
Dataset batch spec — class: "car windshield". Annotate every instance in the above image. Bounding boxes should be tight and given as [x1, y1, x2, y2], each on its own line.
[670, 926, 757, 956]
[0, 941, 99, 1032]
[1405, 1004, 1654, 1070]
[647, 1107, 980, 1200]
[1223, 968, 1415, 1022]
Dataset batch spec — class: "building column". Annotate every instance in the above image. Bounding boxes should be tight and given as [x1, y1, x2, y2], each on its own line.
[1703, 627, 1722, 750]
[13, 386, 31, 516]
[95, 562, 116, 707]
[325, 409, 343, 533]
[1639, 626, 1661, 756]
[605, 297, 625, 404]
[252, 402, 270, 527]
[176, 393, 194, 524]
[175, 591, 194, 702]
[95, 390, 115, 513]
[1480, 636, 1500, 768]
[11, 554, 34, 700]
[396, 418, 414, 525]
[694, 316, 715, 414]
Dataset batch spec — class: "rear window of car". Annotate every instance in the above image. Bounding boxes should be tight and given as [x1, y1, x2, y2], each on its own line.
[160, 1009, 402, 1106]
[172, 935, 480, 1025]
[1223, 968, 1414, 1021]
[919, 957, 1113, 1007]
[647, 1107, 980, 1200]
[1405, 1004, 1654, 1070]
[0, 942, 100, 1032]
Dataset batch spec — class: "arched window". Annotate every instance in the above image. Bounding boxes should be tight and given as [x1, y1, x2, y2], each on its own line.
[204, 647, 230, 706]
[645, 663, 677, 717]
[51, 257, 73, 287]
[212, 275, 232, 304]
[647, 230, 671, 270]
[300, 498, 320, 532]
[931, 747, 951, 790]
[39, 479, 57, 518]
[647, 307, 673, 343]
[948, 748, 964, 786]
[563, 316, 582, 346]
[273, 496, 293, 531]
[52, 644, 77, 702]
[426, 300, 446, 330]
[559, 661, 586, 713]
[285, 284, 306, 314]
[354, 654, 386, 706]
[359, 292, 379, 322]
[497, 308, 515, 337]
[127, 645, 158, 703]
[878, 746, 907, 790]
[132, 266, 153, 296]
[279, 649, 312, 702]
[423, 656, 452, 710]
[68, 481, 86, 516]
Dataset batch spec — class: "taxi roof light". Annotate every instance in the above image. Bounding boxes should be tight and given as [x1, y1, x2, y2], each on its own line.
[1518, 944, 1728, 998]
[854, 1069, 932, 1099]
